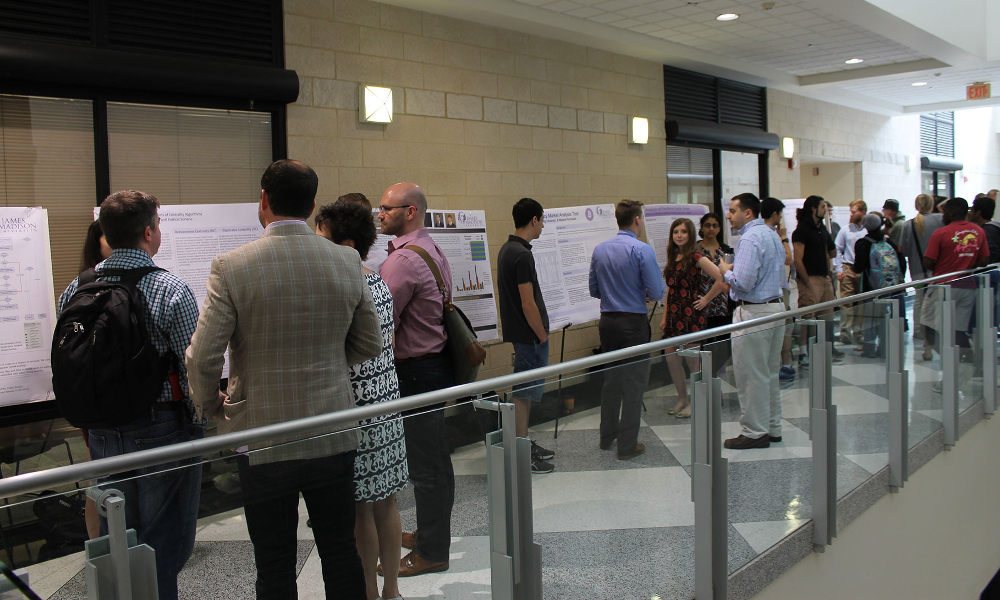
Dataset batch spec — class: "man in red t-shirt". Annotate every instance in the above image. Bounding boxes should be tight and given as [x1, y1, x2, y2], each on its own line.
[922, 197, 990, 356]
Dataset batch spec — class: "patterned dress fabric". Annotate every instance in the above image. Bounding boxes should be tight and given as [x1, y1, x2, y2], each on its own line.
[696, 243, 731, 319]
[663, 252, 708, 335]
[352, 273, 408, 503]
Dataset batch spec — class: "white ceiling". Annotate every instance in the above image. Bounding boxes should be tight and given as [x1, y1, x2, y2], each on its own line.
[382, 0, 1000, 116]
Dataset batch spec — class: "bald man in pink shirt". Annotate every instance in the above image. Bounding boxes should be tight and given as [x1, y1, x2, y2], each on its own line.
[377, 182, 455, 578]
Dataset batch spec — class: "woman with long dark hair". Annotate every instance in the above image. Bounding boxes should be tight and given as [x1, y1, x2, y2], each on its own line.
[659, 218, 725, 417]
[80, 220, 111, 272]
[695, 212, 734, 372]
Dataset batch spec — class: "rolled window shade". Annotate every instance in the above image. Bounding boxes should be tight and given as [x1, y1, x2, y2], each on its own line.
[107, 102, 272, 206]
[0, 95, 95, 301]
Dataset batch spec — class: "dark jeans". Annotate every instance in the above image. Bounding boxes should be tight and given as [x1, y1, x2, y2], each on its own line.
[88, 408, 203, 600]
[238, 451, 364, 600]
[598, 313, 652, 455]
[396, 353, 456, 563]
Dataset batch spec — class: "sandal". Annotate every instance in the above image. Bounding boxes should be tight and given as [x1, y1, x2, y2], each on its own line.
[676, 410, 691, 418]
[667, 407, 678, 415]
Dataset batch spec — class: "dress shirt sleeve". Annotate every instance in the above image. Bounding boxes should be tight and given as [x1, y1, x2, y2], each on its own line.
[185, 256, 235, 419]
[56, 278, 80, 318]
[379, 252, 417, 328]
[639, 244, 666, 301]
[725, 236, 760, 293]
[834, 229, 847, 273]
[588, 254, 600, 299]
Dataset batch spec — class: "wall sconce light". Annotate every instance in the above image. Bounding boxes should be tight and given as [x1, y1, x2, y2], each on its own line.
[359, 85, 393, 123]
[906, 155, 918, 171]
[629, 117, 648, 144]
[781, 137, 794, 159]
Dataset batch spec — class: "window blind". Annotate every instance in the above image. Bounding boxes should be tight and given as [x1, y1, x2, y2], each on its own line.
[0, 95, 95, 300]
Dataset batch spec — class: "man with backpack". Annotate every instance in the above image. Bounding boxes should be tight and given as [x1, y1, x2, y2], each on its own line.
[54, 190, 202, 600]
[853, 213, 906, 358]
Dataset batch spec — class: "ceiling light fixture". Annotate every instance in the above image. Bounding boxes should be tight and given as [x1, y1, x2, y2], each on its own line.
[912, 81, 928, 86]
[716, 13, 739, 20]
[845, 58, 864, 64]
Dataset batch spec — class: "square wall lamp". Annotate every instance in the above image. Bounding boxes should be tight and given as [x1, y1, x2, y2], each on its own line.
[629, 117, 648, 144]
[781, 137, 794, 159]
[360, 85, 392, 123]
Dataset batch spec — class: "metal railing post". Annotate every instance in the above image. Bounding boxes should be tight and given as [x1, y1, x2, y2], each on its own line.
[477, 398, 541, 600]
[878, 297, 908, 492]
[978, 274, 997, 418]
[801, 319, 836, 551]
[937, 285, 959, 449]
[686, 349, 727, 600]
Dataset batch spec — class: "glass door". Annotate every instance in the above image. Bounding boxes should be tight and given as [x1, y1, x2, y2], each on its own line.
[720, 150, 760, 246]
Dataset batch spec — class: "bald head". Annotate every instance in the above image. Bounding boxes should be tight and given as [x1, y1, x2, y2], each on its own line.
[379, 182, 428, 237]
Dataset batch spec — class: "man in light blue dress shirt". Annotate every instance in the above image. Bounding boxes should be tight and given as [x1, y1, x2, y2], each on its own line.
[589, 200, 666, 460]
[719, 193, 786, 449]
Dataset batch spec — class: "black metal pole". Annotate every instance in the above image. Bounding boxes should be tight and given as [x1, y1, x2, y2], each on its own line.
[554, 323, 571, 439]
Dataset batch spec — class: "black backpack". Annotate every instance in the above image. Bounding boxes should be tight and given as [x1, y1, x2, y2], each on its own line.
[51, 267, 172, 429]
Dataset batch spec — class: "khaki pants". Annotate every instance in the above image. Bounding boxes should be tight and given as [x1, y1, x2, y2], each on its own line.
[839, 264, 862, 338]
[796, 274, 836, 317]
[732, 302, 786, 439]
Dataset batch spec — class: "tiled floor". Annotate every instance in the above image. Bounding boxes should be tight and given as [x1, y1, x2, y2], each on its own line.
[25, 316, 972, 600]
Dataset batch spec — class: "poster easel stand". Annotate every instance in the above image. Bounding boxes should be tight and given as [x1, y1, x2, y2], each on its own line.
[553, 323, 572, 439]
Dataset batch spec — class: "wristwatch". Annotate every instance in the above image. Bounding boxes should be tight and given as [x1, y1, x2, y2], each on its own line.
[781, 238, 789, 244]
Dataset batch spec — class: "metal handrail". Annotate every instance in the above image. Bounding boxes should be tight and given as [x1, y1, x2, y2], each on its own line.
[0, 266, 991, 500]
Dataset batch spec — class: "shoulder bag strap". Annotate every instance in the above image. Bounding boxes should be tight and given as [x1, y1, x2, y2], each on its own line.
[407, 245, 450, 302]
[909, 220, 925, 263]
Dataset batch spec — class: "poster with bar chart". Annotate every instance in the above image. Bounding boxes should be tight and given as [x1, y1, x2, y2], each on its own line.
[531, 204, 619, 330]
[374, 210, 499, 342]
[0, 207, 57, 407]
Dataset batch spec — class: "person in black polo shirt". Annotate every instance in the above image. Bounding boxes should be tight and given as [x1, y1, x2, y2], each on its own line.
[792, 195, 844, 366]
[497, 197, 555, 473]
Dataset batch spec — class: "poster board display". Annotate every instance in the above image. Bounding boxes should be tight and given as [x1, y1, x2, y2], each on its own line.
[531, 204, 619, 330]
[373, 209, 499, 342]
[96, 203, 264, 378]
[643, 204, 709, 270]
[0, 207, 57, 407]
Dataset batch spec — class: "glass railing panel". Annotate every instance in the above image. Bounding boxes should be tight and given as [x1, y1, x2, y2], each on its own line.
[0, 397, 492, 600]
[908, 281, 946, 449]
[951, 273, 984, 413]
[831, 294, 892, 500]
[722, 322, 810, 575]
[520, 344, 696, 599]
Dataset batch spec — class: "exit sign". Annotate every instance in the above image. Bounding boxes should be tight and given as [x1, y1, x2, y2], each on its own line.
[967, 83, 992, 100]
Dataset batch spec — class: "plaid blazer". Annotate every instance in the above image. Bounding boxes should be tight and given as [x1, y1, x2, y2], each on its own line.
[185, 221, 383, 465]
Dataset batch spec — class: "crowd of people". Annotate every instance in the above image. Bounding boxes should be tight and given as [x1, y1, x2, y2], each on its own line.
[59, 161, 1000, 598]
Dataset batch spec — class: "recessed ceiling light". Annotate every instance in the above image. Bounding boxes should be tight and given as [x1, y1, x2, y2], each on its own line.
[912, 81, 928, 86]
[717, 13, 739, 20]
[845, 58, 864, 64]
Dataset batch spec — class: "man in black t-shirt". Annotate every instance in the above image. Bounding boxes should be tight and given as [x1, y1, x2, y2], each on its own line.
[792, 195, 843, 365]
[497, 197, 554, 474]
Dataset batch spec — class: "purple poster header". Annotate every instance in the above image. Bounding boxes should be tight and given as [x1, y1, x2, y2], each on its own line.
[643, 204, 708, 218]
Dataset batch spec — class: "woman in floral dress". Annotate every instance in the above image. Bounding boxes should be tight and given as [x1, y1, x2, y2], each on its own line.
[659, 218, 726, 418]
[316, 199, 407, 600]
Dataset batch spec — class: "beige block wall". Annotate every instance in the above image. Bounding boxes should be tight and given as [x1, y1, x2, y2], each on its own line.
[284, 0, 668, 381]
[767, 89, 922, 207]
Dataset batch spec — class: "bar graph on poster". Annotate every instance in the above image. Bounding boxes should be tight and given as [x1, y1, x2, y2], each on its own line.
[0, 207, 57, 407]
[531, 204, 619, 330]
[374, 209, 499, 341]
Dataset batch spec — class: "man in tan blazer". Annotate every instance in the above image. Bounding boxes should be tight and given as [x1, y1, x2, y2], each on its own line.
[186, 160, 382, 599]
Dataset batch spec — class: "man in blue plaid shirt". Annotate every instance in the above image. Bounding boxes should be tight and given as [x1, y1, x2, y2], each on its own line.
[58, 191, 203, 600]
[719, 193, 786, 450]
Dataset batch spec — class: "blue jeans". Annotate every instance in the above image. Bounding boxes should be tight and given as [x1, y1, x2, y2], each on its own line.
[88, 408, 204, 600]
[511, 339, 549, 402]
[396, 353, 455, 563]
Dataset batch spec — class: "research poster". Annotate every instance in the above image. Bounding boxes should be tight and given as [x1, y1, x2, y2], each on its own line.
[373, 209, 499, 342]
[96, 203, 263, 378]
[643, 204, 709, 271]
[532, 204, 619, 330]
[0, 207, 57, 407]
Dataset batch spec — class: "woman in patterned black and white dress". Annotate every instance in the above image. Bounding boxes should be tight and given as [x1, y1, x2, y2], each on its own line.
[316, 198, 408, 600]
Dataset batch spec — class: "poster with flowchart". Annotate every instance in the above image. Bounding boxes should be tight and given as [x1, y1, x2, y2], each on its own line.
[0, 207, 57, 407]
[373, 209, 499, 341]
[531, 204, 619, 330]
[643, 204, 709, 271]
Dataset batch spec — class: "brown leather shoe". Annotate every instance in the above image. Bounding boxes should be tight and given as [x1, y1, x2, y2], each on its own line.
[401, 530, 417, 549]
[617, 442, 645, 460]
[397, 550, 449, 577]
[724, 434, 770, 449]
